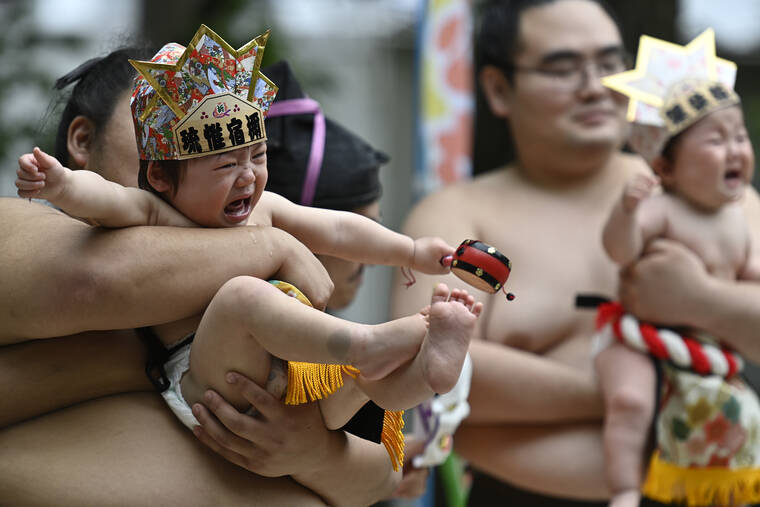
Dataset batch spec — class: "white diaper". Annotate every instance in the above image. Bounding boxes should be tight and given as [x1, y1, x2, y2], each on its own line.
[161, 338, 199, 429]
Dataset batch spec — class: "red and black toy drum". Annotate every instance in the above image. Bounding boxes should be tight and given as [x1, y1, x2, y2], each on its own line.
[450, 239, 512, 294]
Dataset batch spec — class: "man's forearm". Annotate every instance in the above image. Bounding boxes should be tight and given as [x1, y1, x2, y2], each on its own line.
[690, 277, 760, 363]
[455, 422, 609, 500]
[0, 330, 150, 427]
[293, 431, 399, 507]
[0, 199, 295, 342]
[467, 340, 604, 424]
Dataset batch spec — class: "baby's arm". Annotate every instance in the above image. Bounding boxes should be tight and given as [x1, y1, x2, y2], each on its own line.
[16, 147, 192, 228]
[602, 173, 662, 266]
[265, 192, 452, 274]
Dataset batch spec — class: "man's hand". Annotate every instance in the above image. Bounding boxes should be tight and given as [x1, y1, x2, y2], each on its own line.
[619, 239, 709, 326]
[192, 371, 333, 478]
[390, 438, 431, 498]
[274, 230, 334, 310]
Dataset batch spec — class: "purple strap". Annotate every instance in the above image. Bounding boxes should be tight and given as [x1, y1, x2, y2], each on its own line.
[267, 98, 325, 206]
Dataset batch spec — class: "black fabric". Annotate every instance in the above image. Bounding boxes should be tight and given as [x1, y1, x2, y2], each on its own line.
[263, 60, 387, 211]
[137, 326, 171, 392]
[340, 401, 384, 443]
[466, 470, 607, 507]
[574, 293, 612, 308]
[463, 469, 709, 506]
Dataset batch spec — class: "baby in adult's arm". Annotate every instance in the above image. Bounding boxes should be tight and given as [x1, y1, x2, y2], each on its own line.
[17, 144, 482, 462]
[597, 99, 758, 507]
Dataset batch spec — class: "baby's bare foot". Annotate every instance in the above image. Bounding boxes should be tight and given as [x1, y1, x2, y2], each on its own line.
[420, 283, 482, 394]
[352, 314, 429, 381]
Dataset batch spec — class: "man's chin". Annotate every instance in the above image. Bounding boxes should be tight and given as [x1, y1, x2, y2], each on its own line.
[568, 129, 625, 150]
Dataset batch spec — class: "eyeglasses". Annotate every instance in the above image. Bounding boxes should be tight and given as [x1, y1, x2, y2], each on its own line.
[504, 49, 632, 91]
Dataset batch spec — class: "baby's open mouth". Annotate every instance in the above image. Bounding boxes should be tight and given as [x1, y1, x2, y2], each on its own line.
[224, 197, 251, 217]
[725, 169, 743, 185]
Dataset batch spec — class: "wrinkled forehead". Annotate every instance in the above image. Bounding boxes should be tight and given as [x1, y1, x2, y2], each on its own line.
[689, 105, 746, 134]
[515, 0, 622, 61]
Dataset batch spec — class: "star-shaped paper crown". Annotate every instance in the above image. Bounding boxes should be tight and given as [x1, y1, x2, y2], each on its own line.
[130, 25, 278, 160]
[601, 29, 740, 164]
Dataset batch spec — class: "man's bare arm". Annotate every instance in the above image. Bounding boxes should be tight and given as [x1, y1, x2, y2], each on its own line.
[193, 373, 399, 507]
[0, 330, 151, 427]
[620, 188, 760, 362]
[467, 340, 603, 423]
[294, 433, 400, 507]
[455, 422, 609, 500]
[0, 198, 332, 343]
[621, 239, 760, 363]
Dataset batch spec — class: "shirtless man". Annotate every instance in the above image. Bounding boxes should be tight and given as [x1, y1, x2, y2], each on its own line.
[394, 0, 643, 503]
[392, 0, 760, 504]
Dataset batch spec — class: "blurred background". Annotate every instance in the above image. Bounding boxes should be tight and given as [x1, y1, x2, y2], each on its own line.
[0, 1, 758, 506]
[0, 0, 758, 329]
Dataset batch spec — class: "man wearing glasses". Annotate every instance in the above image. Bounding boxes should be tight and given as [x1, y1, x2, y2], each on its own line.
[392, 0, 647, 504]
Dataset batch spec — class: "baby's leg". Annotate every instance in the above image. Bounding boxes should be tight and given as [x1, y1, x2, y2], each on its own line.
[320, 284, 482, 426]
[318, 376, 371, 430]
[181, 276, 429, 411]
[595, 341, 656, 507]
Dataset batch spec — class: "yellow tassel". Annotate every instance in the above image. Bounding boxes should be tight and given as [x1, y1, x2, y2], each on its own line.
[270, 280, 407, 470]
[285, 360, 406, 471]
[285, 361, 360, 404]
[381, 409, 405, 472]
[642, 451, 760, 506]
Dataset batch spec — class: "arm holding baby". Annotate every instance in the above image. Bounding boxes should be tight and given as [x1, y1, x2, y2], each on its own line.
[264, 190, 453, 274]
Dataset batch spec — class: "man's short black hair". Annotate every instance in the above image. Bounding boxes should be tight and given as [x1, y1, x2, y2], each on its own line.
[475, 0, 623, 82]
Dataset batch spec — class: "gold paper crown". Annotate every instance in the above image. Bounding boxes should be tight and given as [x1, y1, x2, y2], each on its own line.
[130, 25, 278, 160]
[660, 79, 738, 135]
[601, 29, 740, 162]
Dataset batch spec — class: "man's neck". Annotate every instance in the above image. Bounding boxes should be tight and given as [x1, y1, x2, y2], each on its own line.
[514, 144, 619, 192]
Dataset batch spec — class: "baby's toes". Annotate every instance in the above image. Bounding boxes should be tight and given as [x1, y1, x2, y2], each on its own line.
[449, 288, 468, 304]
[430, 283, 450, 305]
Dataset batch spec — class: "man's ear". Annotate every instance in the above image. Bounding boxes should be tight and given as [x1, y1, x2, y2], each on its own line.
[67, 115, 95, 169]
[651, 155, 675, 187]
[146, 161, 172, 192]
[479, 65, 513, 118]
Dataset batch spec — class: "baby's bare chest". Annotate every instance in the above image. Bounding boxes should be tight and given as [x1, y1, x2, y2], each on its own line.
[664, 206, 748, 279]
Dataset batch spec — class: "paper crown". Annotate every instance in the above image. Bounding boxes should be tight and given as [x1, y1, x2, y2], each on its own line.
[602, 29, 739, 163]
[130, 25, 278, 160]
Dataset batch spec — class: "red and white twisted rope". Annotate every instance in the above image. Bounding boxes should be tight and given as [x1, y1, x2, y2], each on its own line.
[596, 302, 743, 378]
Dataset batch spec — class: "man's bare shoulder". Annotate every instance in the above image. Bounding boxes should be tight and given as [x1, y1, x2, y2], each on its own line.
[409, 170, 509, 213]
[402, 170, 510, 238]
[0, 197, 75, 229]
